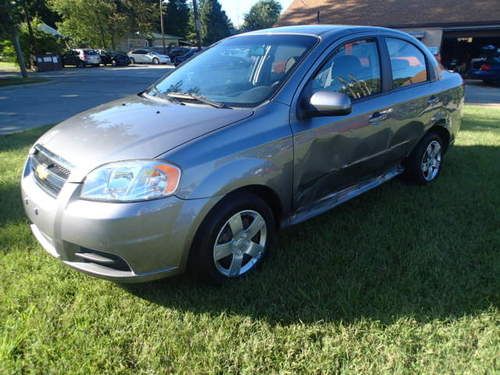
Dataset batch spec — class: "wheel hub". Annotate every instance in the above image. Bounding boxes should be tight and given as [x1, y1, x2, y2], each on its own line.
[213, 210, 267, 277]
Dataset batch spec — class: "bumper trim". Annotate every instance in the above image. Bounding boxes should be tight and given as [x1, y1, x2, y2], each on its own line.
[30, 224, 59, 258]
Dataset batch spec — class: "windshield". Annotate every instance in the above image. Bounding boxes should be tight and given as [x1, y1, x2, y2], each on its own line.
[148, 34, 317, 107]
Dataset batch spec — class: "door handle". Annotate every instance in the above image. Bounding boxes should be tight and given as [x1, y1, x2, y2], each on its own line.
[428, 96, 440, 106]
[369, 108, 392, 124]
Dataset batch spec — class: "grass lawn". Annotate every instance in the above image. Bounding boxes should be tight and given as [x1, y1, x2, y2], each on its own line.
[0, 61, 20, 73]
[0, 106, 499, 374]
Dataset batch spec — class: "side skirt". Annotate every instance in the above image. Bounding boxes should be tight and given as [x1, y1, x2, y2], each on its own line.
[283, 165, 404, 227]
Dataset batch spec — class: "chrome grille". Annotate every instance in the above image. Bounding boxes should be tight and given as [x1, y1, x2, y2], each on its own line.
[30, 145, 72, 196]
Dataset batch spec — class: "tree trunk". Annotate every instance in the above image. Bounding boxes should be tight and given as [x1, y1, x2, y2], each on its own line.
[12, 30, 28, 78]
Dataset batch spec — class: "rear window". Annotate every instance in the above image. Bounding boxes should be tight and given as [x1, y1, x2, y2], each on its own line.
[386, 38, 428, 88]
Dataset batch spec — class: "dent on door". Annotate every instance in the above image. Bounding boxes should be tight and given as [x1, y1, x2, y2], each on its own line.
[292, 99, 394, 211]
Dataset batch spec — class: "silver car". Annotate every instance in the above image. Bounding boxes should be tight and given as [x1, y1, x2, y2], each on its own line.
[127, 49, 171, 64]
[22, 26, 463, 283]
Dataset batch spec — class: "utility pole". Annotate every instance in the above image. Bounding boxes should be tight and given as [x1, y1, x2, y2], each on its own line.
[13, 29, 28, 78]
[160, 0, 166, 54]
[192, 0, 202, 50]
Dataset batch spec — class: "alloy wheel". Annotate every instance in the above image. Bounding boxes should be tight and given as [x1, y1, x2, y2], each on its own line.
[421, 140, 442, 181]
[213, 210, 267, 277]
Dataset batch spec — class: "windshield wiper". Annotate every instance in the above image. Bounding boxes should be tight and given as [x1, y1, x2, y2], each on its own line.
[165, 92, 231, 109]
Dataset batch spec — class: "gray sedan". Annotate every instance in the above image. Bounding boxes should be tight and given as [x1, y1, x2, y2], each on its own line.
[21, 25, 463, 283]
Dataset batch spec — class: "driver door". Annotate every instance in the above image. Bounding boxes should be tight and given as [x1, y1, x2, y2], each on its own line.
[291, 38, 395, 210]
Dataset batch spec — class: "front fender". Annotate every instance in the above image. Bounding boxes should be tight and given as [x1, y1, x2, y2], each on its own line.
[179, 156, 287, 200]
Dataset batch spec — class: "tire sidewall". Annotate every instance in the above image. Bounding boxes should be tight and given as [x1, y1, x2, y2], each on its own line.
[190, 193, 276, 284]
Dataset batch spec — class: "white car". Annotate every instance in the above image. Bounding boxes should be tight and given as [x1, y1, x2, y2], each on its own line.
[127, 49, 171, 64]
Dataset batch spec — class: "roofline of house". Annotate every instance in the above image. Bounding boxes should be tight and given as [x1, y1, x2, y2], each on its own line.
[374, 21, 500, 30]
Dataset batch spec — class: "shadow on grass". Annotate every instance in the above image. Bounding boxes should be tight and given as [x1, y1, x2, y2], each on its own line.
[0, 126, 49, 152]
[0, 181, 26, 228]
[125, 144, 499, 325]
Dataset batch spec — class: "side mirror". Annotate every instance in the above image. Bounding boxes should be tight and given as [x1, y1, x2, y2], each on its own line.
[305, 91, 352, 117]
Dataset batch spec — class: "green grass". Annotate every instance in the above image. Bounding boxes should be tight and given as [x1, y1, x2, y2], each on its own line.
[0, 107, 499, 374]
[0, 76, 48, 88]
[0, 61, 19, 73]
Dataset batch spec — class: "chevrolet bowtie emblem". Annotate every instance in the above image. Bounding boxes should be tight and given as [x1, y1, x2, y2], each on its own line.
[36, 164, 50, 180]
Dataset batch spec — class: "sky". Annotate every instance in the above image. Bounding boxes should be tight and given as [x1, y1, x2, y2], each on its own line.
[219, 0, 294, 27]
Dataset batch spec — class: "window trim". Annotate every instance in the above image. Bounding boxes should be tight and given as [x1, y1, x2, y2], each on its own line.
[384, 36, 431, 91]
[301, 36, 386, 104]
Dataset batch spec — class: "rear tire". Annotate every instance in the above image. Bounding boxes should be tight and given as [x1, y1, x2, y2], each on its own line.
[129, 57, 135, 64]
[404, 132, 444, 185]
[189, 192, 276, 284]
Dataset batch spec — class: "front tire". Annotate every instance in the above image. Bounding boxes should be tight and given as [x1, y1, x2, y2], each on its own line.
[129, 57, 135, 64]
[152, 57, 160, 65]
[404, 132, 444, 185]
[190, 192, 276, 284]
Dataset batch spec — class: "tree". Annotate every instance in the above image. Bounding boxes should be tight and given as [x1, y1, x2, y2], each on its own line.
[241, 0, 281, 32]
[49, 0, 155, 49]
[0, 0, 28, 77]
[164, 0, 190, 38]
[199, 0, 232, 45]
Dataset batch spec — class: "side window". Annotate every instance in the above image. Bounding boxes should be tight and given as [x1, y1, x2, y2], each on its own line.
[386, 38, 428, 88]
[308, 39, 381, 100]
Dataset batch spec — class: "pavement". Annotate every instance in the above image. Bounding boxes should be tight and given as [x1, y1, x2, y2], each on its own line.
[0, 67, 499, 135]
[464, 79, 500, 106]
[0, 65, 172, 135]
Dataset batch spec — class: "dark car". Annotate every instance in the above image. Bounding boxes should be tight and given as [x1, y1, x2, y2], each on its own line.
[22, 26, 463, 284]
[166, 46, 191, 60]
[173, 48, 201, 66]
[470, 56, 500, 84]
[62, 49, 101, 67]
[98, 50, 130, 67]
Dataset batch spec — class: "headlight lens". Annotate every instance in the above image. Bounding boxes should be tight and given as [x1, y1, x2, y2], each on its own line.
[80, 160, 181, 202]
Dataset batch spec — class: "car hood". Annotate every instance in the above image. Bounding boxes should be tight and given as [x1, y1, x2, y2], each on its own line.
[37, 95, 253, 180]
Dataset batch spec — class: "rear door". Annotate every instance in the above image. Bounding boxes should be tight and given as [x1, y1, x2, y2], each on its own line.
[381, 37, 441, 161]
[290, 37, 395, 210]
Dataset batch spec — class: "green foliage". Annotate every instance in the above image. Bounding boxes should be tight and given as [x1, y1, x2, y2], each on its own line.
[199, 0, 233, 45]
[49, 0, 124, 49]
[241, 0, 282, 32]
[164, 0, 190, 38]
[48, 0, 155, 49]
[19, 18, 65, 59]
[0, 40, 17, 62]
[0, 106, 499, 373]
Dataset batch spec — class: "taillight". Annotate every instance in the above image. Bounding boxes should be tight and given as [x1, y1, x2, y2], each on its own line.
[480, 63, 491, 71]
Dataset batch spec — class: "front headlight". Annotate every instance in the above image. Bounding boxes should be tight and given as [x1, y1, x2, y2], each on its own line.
[80, 160, 181, 202]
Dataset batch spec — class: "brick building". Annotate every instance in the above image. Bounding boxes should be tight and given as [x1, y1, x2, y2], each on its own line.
[278, 0, 500, 69]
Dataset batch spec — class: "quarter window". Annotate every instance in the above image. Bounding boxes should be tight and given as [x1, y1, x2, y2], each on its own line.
[386, 38, 428, 88]
[308, 39, 382, 100]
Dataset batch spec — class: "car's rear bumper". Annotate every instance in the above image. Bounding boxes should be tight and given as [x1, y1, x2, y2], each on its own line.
[21, 162, 216, 283]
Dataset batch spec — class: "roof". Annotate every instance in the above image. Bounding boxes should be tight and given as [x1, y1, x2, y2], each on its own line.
[243, 24, 356, 36]
[278, 0, 500, 29]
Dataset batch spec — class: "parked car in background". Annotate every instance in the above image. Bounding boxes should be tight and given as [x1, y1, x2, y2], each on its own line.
[166, 46, 191, 61]
[470, 56, 500, 84]
[127, 49, 171, 64]
[98, 50, 131, 67]
[22, 26, 463, 284]
[173, 48, 202, 66]
[61, 49, 101, 67]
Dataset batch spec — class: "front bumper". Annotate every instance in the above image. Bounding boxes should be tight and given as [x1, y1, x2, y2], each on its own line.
[21, 164, 215, 283]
